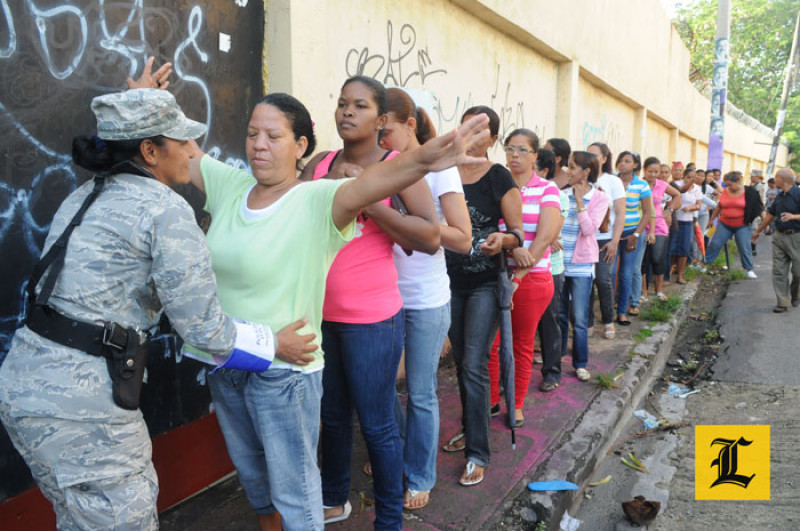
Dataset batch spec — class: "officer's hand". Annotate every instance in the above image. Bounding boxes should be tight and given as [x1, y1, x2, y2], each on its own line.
[275, 319, 317, 366]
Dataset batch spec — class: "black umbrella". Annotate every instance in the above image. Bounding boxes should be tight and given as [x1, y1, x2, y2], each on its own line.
[496, 252, 517, 449]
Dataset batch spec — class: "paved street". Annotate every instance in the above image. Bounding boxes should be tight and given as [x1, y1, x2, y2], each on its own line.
[575, 236, 800, 529]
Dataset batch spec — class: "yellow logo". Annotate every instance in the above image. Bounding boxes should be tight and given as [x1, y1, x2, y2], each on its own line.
[695, 425, 770, 500]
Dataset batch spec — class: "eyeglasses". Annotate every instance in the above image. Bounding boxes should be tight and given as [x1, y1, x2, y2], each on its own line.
[504, 146, 533, 155]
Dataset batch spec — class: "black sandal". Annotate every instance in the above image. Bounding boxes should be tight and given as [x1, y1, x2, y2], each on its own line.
[616, 316, 632, 326]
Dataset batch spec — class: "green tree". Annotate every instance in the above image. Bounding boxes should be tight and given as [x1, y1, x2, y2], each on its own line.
[675, 0, 800, 171]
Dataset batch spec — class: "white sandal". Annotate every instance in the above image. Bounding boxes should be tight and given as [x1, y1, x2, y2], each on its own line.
[458, 461, 484, 486]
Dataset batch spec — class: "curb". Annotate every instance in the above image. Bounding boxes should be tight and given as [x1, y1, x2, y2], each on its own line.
[524, 282, 700, 530]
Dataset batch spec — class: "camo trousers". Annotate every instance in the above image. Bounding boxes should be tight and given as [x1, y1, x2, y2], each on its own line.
[0, 404, 158, 531]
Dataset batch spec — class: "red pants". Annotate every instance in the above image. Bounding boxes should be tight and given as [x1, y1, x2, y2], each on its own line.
[488, 272, 554, 409]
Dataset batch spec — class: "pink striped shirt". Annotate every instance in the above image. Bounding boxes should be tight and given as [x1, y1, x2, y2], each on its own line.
[500, 173, 561, 274]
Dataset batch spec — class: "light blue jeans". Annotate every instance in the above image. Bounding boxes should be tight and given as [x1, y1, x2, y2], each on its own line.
[208, 368, 324, 531]
[704, 222, 754, 271]
[559, 275, 593, 368]
[630, 232, 648, 307]
[394, 303, 451, 493]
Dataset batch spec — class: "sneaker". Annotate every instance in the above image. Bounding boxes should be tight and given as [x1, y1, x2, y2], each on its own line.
[576, 368, 591, 381]
[746, 270, 757, 279]
[533, 353, 543, 364]
[490, 403, 501, 417]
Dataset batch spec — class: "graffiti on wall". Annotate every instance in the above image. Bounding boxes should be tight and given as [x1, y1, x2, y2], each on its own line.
[582, 114, 623, 152]
[344, 20, 448, 87]
[342, 21, 534, 151]
[0, 0, 264, 503]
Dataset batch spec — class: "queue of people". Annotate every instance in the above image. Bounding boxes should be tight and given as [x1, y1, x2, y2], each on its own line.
[0, 59, 791, 531]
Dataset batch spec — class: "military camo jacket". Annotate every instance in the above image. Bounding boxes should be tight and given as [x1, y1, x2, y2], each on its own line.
[0, 173, 235, 421]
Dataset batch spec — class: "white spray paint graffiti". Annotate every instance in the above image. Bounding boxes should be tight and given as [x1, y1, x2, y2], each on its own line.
[28, 0, 88, 80]
[0, 1, 251, 357]
[0, 0, 16, 58]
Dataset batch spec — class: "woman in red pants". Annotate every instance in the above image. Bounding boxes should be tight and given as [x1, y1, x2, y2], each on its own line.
[487, 129, 561, 427]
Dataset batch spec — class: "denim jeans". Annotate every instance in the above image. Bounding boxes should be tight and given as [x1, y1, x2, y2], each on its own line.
[320, 311, 404, 531]
[208, 368, 324, 531]
[538, 272, 564, 383]
[449, 281, 499, 468]
[559, 275, 593, 368]
[630, 232, 648, 307]
[591, 238, 616, 326]
[394, 303, 450, 493]
[616, 228, 638, 316]
[704, 222, 754, 271]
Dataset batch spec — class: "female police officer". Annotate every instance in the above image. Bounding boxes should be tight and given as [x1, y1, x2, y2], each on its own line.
[0, 77, 313, 529]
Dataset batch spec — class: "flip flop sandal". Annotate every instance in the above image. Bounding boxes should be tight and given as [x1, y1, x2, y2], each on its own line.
[629, 307, 640, 316]
[362, 461, 372, 476]
[458, 461, 484, 486]
[442, 432, 466, 453]
[657, 292, 668, 302]
[404, 489, 430, 510]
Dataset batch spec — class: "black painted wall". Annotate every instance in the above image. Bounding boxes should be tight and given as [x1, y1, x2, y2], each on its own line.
[0, 0, 263, 502]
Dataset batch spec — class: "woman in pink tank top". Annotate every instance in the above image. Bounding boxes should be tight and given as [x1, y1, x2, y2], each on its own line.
[301, 76, 439, 530]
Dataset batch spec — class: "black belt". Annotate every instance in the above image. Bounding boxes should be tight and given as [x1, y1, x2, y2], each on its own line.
[778, 228, 798, 235]
[25, 305, 144, 357]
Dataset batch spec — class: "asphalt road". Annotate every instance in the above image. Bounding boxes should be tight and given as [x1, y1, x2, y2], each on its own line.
[573, 236, 800, 530]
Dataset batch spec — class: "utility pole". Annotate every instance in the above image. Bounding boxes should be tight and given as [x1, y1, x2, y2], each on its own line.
[766, 8, 800, 178]
[706, 0, 730, 173]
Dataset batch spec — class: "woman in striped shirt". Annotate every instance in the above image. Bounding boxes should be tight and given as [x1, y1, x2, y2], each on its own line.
[487, 129, 560, 426]
[558, 152, 609, 381]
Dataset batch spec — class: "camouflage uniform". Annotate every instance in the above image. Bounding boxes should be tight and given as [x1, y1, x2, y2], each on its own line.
[0, 171, 235, 530]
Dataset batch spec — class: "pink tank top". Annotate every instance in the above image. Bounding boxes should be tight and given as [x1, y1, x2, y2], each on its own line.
[313, 150, 403, 323]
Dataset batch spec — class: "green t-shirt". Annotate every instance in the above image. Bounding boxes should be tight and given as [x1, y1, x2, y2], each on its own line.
[186, 155, 354, 372]
[550, 190, 569, 276]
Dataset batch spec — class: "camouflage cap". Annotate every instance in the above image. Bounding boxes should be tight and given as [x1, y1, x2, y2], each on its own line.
[91, 88, 207, 141]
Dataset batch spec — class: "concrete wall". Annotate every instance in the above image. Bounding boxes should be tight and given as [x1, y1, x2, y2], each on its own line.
[265, 0, 788, 172]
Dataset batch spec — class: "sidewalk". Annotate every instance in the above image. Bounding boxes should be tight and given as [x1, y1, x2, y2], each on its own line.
[160, 279, 698, 531]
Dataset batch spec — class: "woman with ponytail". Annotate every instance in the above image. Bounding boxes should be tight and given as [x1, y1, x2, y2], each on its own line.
[377, 87, 471, 509]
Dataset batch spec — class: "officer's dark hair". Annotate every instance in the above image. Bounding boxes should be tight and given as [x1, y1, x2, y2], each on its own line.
[463, 106, 500, 138]
[257, 93, 316, 157]
[504, 128, 539, 151]
[72, 135, 166, 172]
[571, 151, 600, 183]
[588, 142, 613, 174]
[546, 138, 571, 168]
[535, 148, 556, 179]
[342, 76, 388, 115]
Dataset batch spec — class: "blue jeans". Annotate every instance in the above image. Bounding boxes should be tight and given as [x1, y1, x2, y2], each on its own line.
[449, 281, 499, 468]
[704, 222, 754, 271]
[394, 303, 450, 493]
[208, 368, 324, 531]
[320, 311, 404, 531]
[558, 275, 593, 368]
[616, 228, 639, 316]
[630, 232, 648, 307]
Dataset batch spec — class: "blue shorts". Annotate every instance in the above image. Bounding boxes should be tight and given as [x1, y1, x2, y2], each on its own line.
[669, 221, 694, 257]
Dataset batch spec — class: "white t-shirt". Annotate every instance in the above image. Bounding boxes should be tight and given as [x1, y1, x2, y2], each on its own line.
[595, 172, 626, 240]
[394, 167, 463, 310]
[675, 180, 702, 222]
